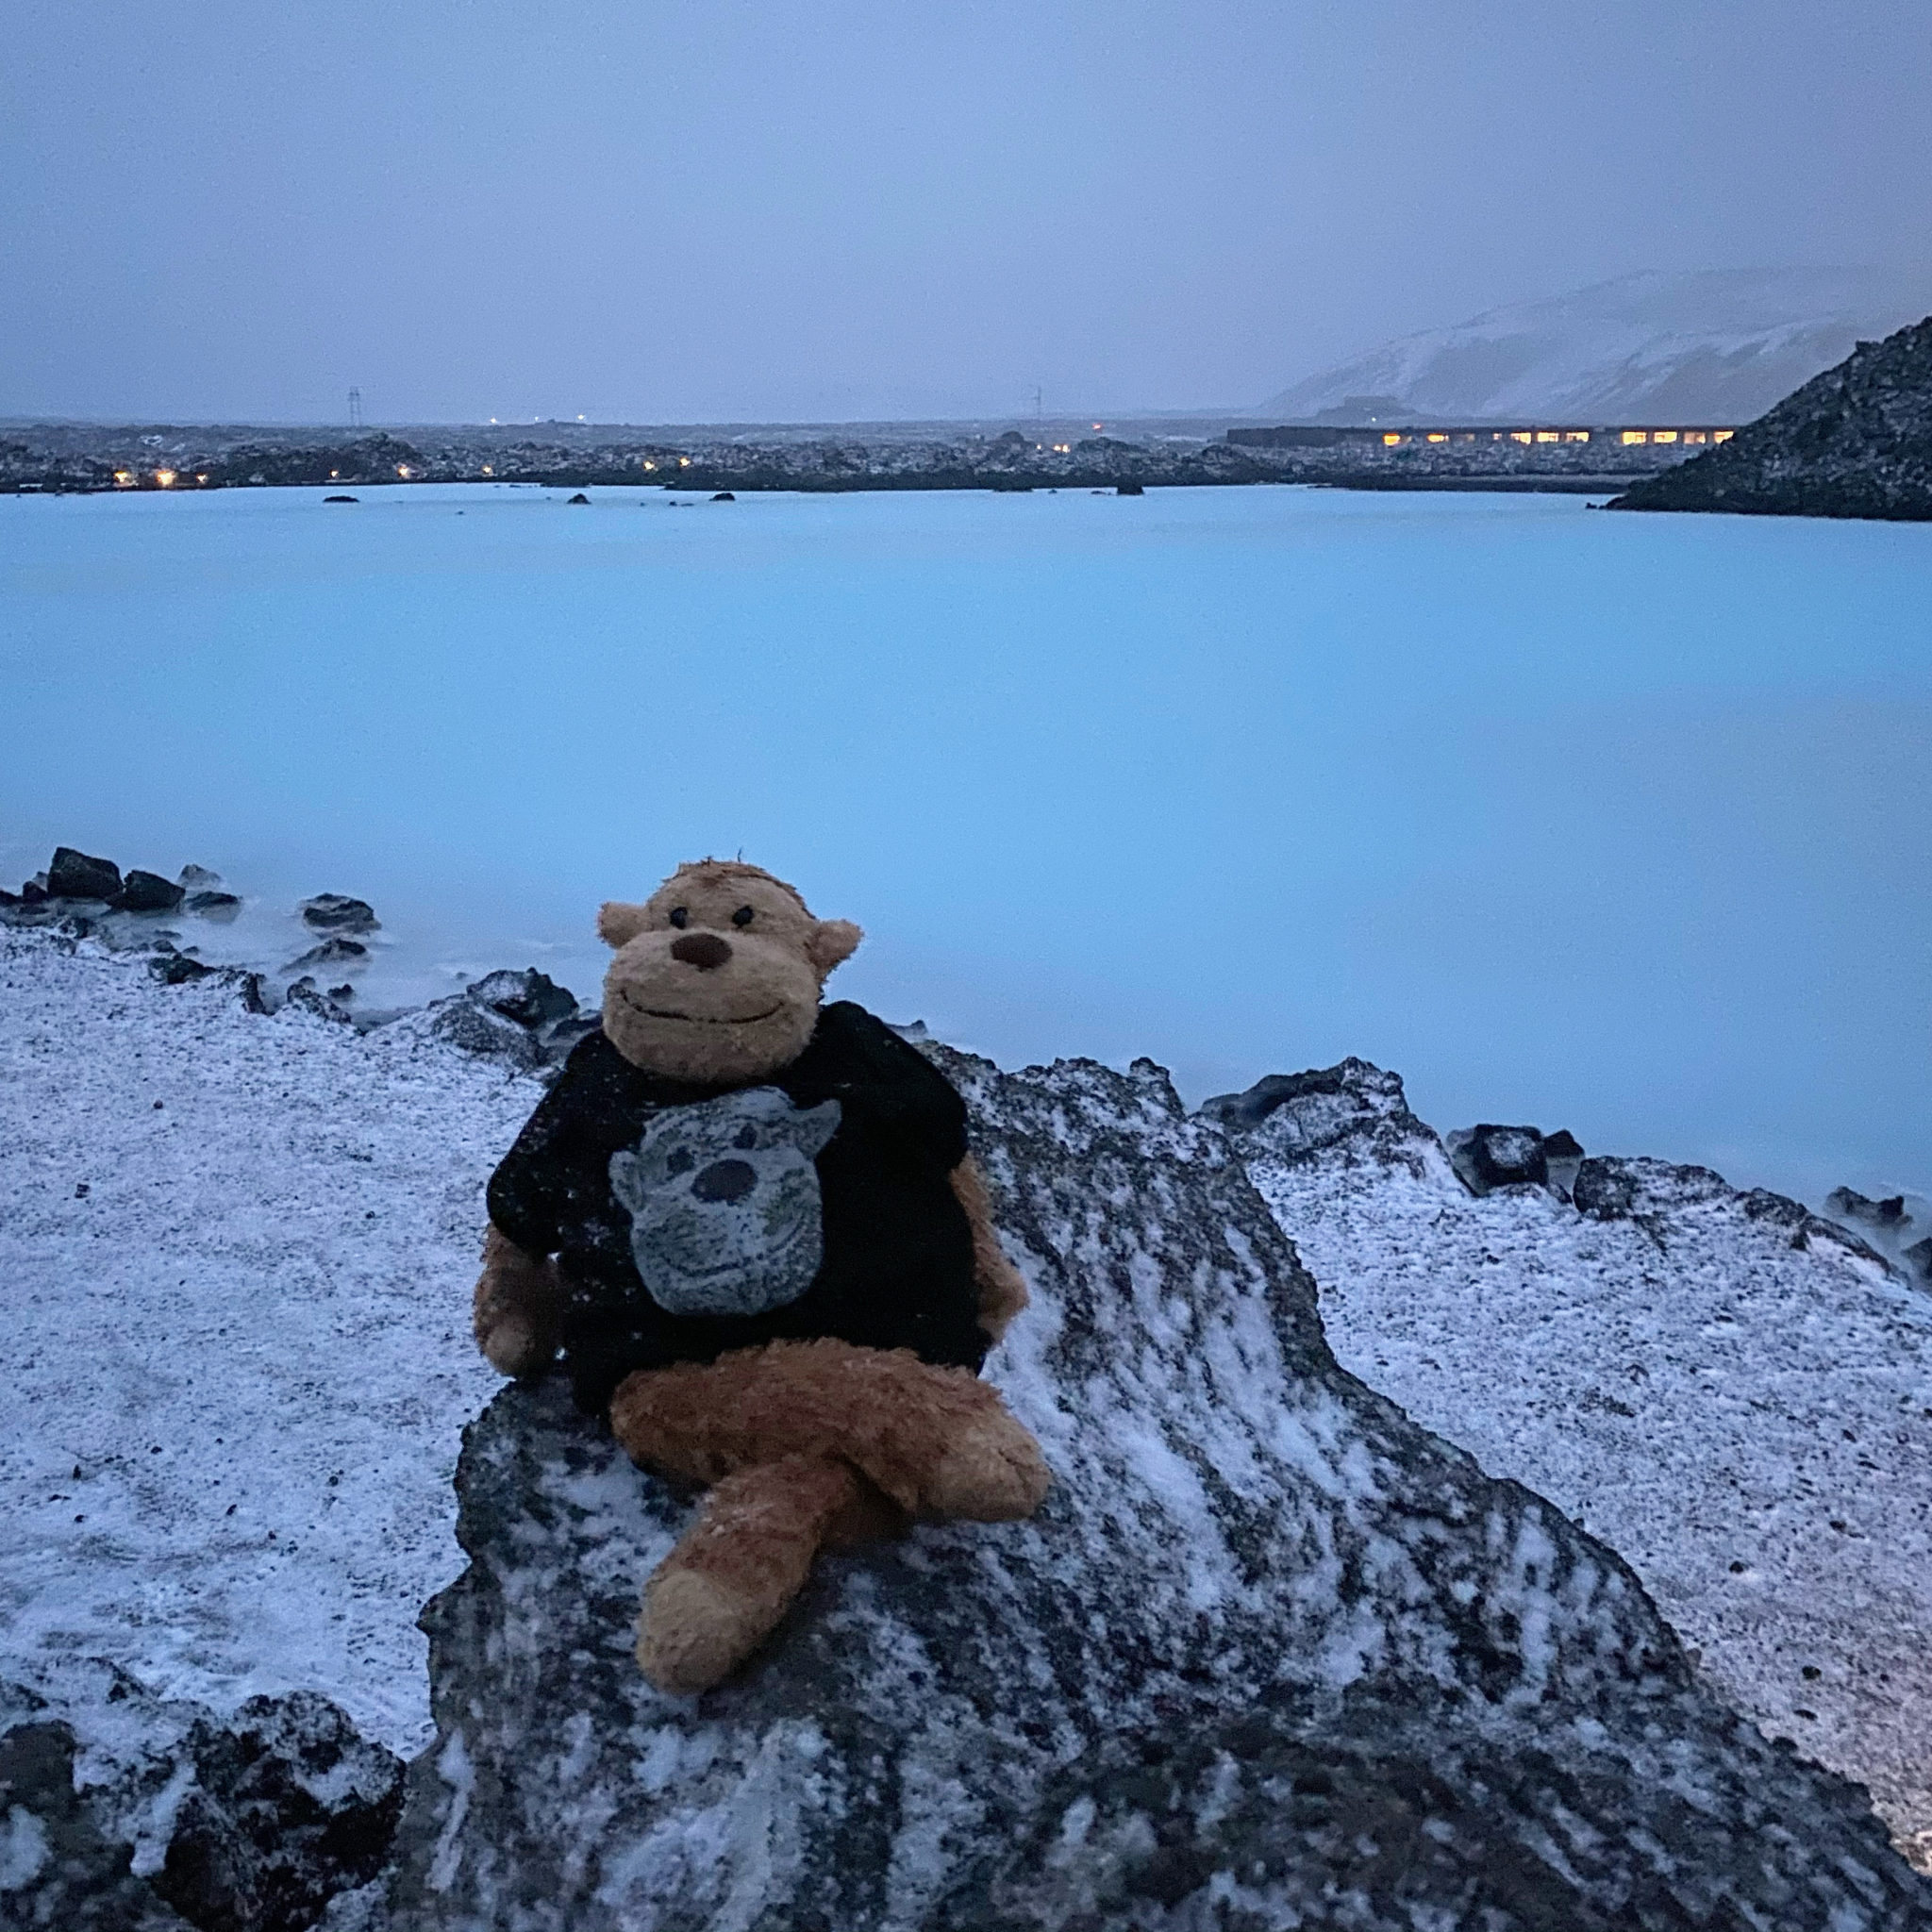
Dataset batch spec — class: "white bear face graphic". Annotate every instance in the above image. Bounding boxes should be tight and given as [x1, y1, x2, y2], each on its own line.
[608, 1086, 841, 1318]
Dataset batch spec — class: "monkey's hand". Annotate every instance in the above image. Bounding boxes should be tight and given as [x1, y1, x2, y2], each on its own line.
[948, 1154, 1029, 1344]
[474, 1224, 565, 1378]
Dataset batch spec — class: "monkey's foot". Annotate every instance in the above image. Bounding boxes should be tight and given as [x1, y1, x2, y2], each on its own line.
[920, 1404, 1050, 1521]
[636, 1454, 861, 1695]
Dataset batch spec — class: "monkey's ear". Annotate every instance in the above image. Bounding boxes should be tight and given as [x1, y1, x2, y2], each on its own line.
[597, 901, 651, 948]
[806, 918, 862, 977]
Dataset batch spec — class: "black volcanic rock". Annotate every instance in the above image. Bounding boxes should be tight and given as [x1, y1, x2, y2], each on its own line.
[1609, 314, 1932, 521]
[378, 1045, 1929, 1929]
[299, 893, 378, 934]
[286, 937, 368, 970]
[112, 871, 186, 914]
[1, 1676, 403, 1932]
[0, 1719, 189, 1930]
[1449, 1123, 1551, 1194]
[47, 847, 122, 901]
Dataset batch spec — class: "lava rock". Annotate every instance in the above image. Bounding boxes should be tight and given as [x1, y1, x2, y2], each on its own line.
[1116, 480, 1145, 495]
[283, 977, 354, 1024]
[0, 1719, 188, 1930]
[1906, 1238, 1932, 1285]
[148, 953, 215, 987]
[379, 1045, 1931, 1929]
[150, 1693, 404, 1932]
[298, 895, 378, 935]
[565, 492, 591, 505]
[1542, 1128, 1586, 1162]
[46, 848, 122, 901]
[323, 495, 358, 504]
[425, 996, 546, 1072]
[112, 872, 186, 914]
[1574, 1157, 1641, 1220]
[1828, 1188, 1908, 1227]
[463, 968, 577, 1032]
[187, 891, 242, 919]
[1200, 1058, 1434, 1167]
[1450, 1124, 1551, 1194]
[285, 938, 368, 971]
[709, 491, 735, 502]
[177, 865, 223, 889]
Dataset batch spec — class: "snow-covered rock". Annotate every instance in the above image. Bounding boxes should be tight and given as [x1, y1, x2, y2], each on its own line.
[1230, 1058, 1932, 1870]
[378, 1043, 1928, 1928]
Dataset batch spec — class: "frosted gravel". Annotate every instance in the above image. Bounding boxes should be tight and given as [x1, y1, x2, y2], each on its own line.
[0, 930, 522, 1754]
[1246, 1099, 1932, 1864]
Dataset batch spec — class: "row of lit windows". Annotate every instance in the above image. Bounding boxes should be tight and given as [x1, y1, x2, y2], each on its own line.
[1377, 426, 1733, 449]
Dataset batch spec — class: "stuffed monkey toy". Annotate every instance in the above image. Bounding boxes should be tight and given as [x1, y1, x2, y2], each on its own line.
[475, 860, 1047, 1694]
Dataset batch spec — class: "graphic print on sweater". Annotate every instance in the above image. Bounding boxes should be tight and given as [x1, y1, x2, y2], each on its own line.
[608, 1086, 842, 1318]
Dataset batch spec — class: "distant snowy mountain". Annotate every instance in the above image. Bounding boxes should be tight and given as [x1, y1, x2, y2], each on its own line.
[1260, 267, 1932, 425]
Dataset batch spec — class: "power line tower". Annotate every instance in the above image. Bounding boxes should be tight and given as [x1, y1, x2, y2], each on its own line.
[348, 388, 363, 429]
[1032, 384, 1043, 429]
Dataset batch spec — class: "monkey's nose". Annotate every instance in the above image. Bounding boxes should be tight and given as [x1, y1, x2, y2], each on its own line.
[671, 931, 732, 970]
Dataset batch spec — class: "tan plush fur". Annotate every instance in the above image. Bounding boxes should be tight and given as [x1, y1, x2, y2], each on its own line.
[475, 859, 1048, 1695]
[637, 1455, 866, 1695]
[596, 860, 862, 1086]
[473, 1225, 565, 1377]
[609, 1337, 1048, 1520]
[617, 1340, 1048, 1692]
[950, 1154, 1030, 1342]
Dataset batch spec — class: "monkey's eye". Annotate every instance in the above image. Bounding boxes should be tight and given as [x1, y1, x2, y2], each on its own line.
[731, 906, 754, 927]
[665, 1146, 693, 1174]
[668, 908, 689, 929]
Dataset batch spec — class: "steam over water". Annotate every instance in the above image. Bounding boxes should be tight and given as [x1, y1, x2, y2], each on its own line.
[3, 481, 1926, 1204]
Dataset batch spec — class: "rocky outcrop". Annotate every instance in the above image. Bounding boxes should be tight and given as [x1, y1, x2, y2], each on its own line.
[0, 1673, 403, 1932]
[379, 1045, 1930, 1929]
[1608, 314, 1932, 520]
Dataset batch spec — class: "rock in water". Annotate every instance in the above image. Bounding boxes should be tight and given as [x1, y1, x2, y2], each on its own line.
[46, 847, 122, 901]
[382, 1047, 1929, 1930]
[299, 893, 379, 934]
[111, 871, 187, 914]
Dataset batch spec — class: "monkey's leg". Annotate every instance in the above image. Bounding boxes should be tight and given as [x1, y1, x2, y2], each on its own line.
[610, 1339, 1048, 1524]
[473, 1225, 564, 1378]
[637, 1453, 861, 1695]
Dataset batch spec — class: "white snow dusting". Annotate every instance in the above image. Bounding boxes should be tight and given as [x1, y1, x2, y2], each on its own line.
[1, 930, 520, 1754]
[1245, 1097, 1932, 1861]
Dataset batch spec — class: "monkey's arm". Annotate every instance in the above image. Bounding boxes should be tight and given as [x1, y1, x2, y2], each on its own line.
[948, 1154, 1028, 1344]
[474, 1224, 566, 1378]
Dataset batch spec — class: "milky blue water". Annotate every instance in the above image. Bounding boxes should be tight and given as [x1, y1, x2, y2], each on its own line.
[3, 480, 1927, 1203]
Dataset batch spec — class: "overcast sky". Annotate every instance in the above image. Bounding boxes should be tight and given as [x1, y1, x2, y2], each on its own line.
[4, 1, 1928, 425]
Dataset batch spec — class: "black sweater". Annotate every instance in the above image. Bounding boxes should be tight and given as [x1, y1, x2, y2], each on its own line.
[486, 1001, 989, 1413]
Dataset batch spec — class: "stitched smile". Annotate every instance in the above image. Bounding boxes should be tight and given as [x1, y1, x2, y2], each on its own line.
[620, 990, 784, 1026]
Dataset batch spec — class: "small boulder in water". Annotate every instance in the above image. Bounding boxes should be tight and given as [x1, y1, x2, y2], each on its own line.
[47, 847, 121, 901]
[112, 871, 186, 914]
[287, 937, 368, 970]
[300, 893, 379, 934]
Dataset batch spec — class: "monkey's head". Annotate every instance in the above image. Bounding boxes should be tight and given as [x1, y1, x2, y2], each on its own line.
[595, 860, 862, 1085]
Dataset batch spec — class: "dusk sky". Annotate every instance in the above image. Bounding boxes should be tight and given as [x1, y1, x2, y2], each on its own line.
[4, 0, 1929, 425]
